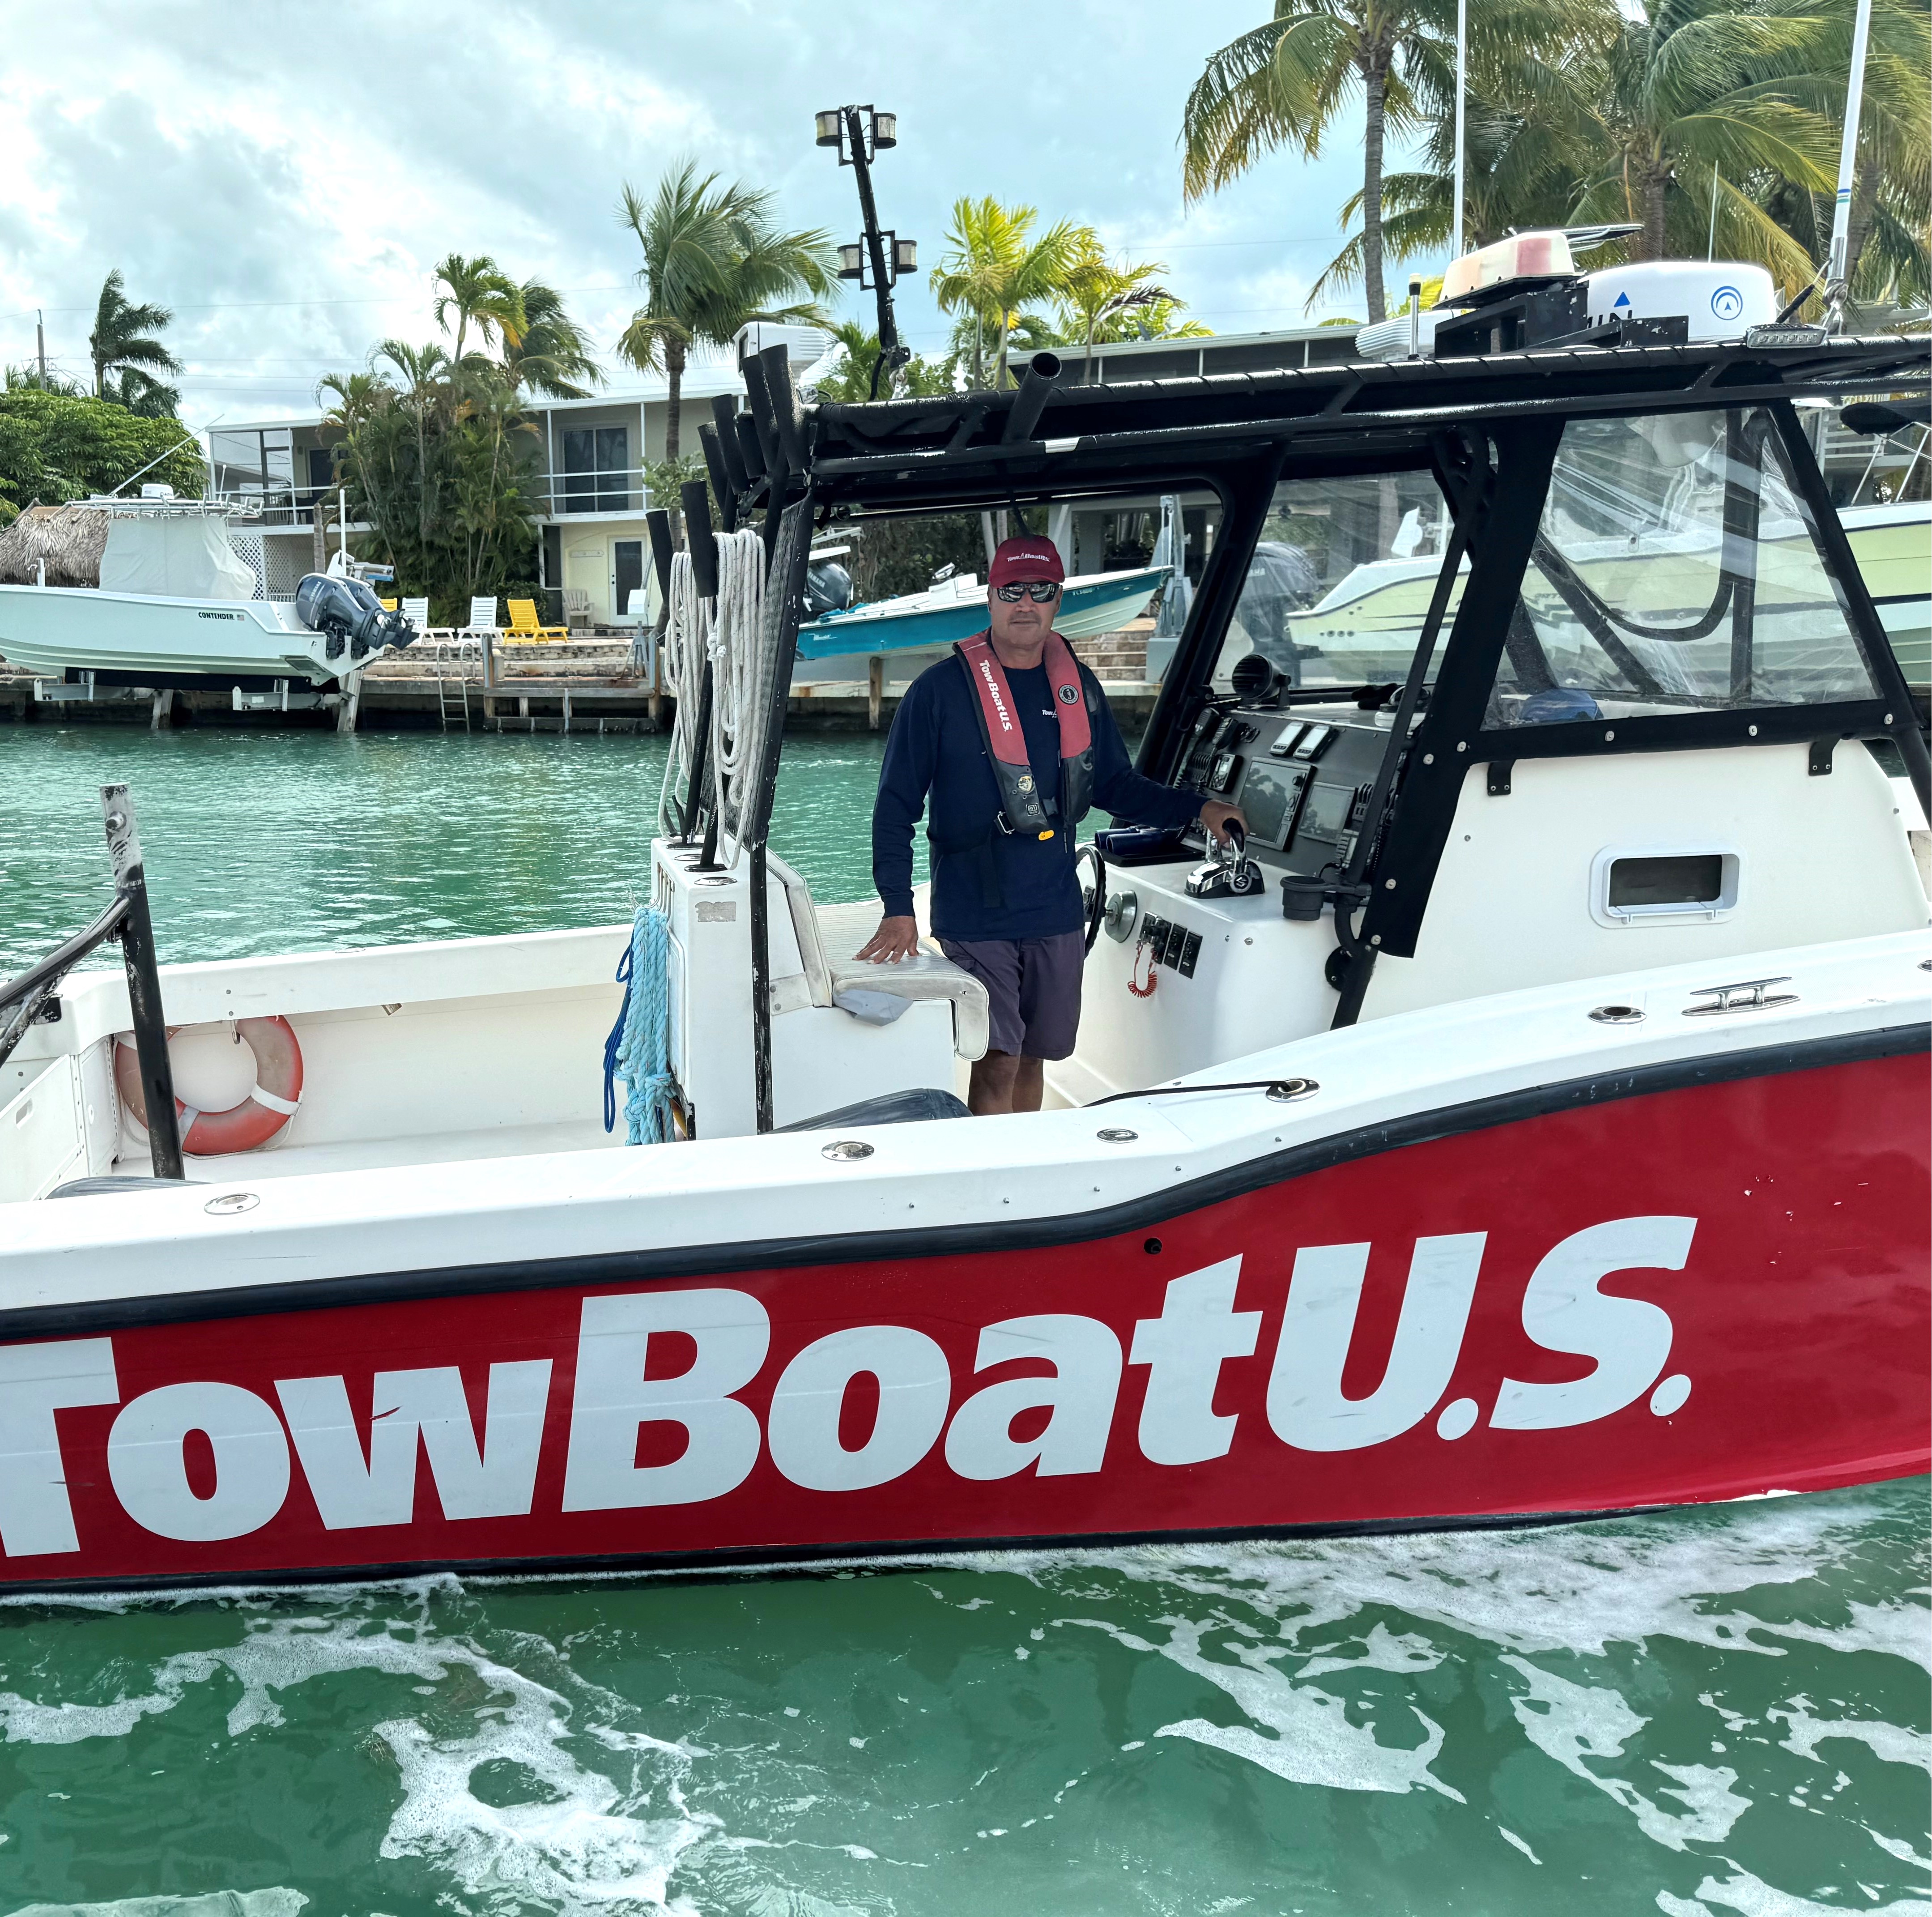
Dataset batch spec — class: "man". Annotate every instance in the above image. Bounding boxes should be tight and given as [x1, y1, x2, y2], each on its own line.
[859, 532, 1246, 1114]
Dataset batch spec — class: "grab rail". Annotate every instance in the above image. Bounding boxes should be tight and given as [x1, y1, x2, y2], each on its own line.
[0, 784, 184, 1179]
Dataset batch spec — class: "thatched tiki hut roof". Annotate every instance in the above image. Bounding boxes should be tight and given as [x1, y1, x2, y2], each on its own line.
[0, 503, 107, 587]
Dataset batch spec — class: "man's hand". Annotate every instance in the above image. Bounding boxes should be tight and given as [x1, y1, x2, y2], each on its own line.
[856, 914, 922, 963]
[1199, 801, 1249, 848]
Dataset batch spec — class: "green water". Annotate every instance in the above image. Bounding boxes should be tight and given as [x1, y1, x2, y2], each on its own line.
[2, 725, 1928, 1915]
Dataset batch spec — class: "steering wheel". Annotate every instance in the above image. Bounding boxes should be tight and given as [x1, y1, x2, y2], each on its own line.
[1075, 841, 1107, 954]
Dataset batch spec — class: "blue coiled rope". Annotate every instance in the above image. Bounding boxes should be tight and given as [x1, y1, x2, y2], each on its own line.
[601, 905, 677, 1143]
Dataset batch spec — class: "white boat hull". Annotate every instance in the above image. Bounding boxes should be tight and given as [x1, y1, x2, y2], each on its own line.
[0, 585, 336, 684]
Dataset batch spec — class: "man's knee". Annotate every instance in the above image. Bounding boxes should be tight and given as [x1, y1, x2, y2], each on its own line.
[975, 1049, 1022, 1088]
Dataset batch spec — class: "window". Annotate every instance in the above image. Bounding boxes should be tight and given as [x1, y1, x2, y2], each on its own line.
[1589, 848, 1741, 927]
[1213, 470, 1453, 693]
[562, 426, 631, 513]
[1492, 408, 1880, 726]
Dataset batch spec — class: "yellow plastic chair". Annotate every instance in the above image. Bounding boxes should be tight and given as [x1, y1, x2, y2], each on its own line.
[379, 598, 398, 612]
[505, 598, 568, 641]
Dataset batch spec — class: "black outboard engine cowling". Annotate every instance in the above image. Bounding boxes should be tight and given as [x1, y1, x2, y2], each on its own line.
[803, 558, 852, 619]
[295, 573, 416, 664]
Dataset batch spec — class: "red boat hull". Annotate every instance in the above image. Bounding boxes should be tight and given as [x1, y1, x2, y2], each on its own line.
[3, 1050, 1925, 1588]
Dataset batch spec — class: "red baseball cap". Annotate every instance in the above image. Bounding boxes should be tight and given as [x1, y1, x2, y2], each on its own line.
[988, 535, 1065, 591]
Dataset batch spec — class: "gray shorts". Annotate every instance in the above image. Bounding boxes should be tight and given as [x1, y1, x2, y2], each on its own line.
[937, 930, 1086, 1060]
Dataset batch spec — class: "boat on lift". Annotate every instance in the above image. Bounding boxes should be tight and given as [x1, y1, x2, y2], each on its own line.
[0, 232, 1925, 1593]
[0, 492, 416, 707]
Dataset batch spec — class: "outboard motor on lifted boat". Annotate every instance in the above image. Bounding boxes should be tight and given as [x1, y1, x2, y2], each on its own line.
[294, 571, 415, 664]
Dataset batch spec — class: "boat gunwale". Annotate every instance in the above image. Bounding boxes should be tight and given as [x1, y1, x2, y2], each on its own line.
[3, 1019, 1920, 1344]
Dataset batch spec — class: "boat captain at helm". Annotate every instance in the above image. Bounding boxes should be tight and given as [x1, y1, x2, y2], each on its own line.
[860, 532, 1247, 1115]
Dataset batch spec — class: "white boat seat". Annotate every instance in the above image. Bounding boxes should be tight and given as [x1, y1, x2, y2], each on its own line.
[767, 854, 989, 1061]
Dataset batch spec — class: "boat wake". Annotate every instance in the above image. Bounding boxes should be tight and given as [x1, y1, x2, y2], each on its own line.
[0, 1482, 1924, 1916]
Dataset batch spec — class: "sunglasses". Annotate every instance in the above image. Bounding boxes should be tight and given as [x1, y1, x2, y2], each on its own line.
[993, 581, 1061, 603]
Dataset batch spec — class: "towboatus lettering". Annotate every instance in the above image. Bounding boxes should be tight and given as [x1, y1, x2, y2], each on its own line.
[976, 656, 1015, 735]
[0, 1215, 1702, 1563]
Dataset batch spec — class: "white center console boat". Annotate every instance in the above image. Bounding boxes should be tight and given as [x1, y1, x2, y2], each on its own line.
[0, 495, 416, 713]
[1, 239, 1926, 1593]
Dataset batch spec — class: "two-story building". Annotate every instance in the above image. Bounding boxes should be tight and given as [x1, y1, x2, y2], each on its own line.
[204, 324, 833, 622]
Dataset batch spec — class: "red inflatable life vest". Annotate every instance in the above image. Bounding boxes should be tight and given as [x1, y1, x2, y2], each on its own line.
[953, 628, 1095, 839]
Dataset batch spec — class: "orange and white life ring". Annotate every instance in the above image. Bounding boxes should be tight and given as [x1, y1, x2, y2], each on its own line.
[114, 1016, 304, 1157]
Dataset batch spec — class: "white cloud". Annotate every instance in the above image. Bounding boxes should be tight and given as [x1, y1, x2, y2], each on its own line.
[2, 0, 1415, 422]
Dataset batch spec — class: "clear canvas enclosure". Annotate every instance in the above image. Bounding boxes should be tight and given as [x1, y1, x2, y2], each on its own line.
[1494, 407, 1881, 724]
[1212, 471, 1451, 692]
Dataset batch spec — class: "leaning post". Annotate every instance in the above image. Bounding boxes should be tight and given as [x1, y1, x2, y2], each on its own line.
[100, 784, 184, 1180]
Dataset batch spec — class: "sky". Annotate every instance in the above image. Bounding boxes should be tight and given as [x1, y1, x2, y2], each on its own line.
[0, 0, 1400, 428]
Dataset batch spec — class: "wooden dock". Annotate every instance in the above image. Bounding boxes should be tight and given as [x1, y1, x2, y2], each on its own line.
[0, 621, 1163, 735]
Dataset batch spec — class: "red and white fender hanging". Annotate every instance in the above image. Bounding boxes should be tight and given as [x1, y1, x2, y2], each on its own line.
[114, 1017, 304, 1156]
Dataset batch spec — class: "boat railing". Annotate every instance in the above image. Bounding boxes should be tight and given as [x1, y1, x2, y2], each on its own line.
[0, 784, 184, 1178]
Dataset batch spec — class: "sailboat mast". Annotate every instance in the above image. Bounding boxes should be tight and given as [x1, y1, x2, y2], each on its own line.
[1824, 0, 1873, 331]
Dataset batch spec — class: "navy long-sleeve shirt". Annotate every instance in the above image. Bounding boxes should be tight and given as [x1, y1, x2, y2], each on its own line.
[873, 648, 1205, 940]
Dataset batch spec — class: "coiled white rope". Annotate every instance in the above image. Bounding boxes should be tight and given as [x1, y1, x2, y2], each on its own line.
[657, 550, 710, 838]
[707, 528, 768, 869]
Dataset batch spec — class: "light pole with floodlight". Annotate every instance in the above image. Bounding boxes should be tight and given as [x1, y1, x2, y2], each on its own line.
[815, 105, 915, 399]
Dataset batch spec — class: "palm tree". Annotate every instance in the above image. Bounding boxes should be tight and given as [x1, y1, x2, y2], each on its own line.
[372, 341, 452, 546]
[1557, 0, 1839, 269]
[1183, 0, 1609, 320]
[502, 278, 600, 400]
[929, 199, 1081, 389]
[1056, 234, 1185, 380]
[431, 254, 526, 366]
[813, 319, 957, 403]
[1183, 1, 1456, 323]
[616, 162, 836, 462]
[1756, 0, 1929, 304]
[89, 269, 182, 405]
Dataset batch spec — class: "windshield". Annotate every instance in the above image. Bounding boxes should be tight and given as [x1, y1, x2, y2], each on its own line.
[1212, 470, 1452, 693]
[1492, 406, 1881, 726]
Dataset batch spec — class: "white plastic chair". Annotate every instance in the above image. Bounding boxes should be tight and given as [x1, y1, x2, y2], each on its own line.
[464, 595, 500, 637]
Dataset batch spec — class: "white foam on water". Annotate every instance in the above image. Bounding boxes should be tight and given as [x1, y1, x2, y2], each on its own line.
[0, 1598, 720, 1913]
[1501, 1654, 1749, 1850]
[1497, 1827, 1541, 1863]
[1659, 1871, 1932, 1915]
[1064, 1613, 1463, 1800]
[1770, 1704, 1932, 1773]
[8, 1895, 306, 1917]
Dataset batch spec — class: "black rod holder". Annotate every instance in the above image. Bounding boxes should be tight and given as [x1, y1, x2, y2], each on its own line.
[1002, 352, 1063, 443]
[101, 784, 183, 1180]
[645, 508, 675, 608]
[760, 344, 810, 475]
[681, 481, 719, 599]
[710, 395, 751, 496]
[747, 489, 814, 1132]
[679, 665, 715, 846]
[698, 424, 738, 534]
[740, 354, 787, 490]
[732, 413, 767, 487]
